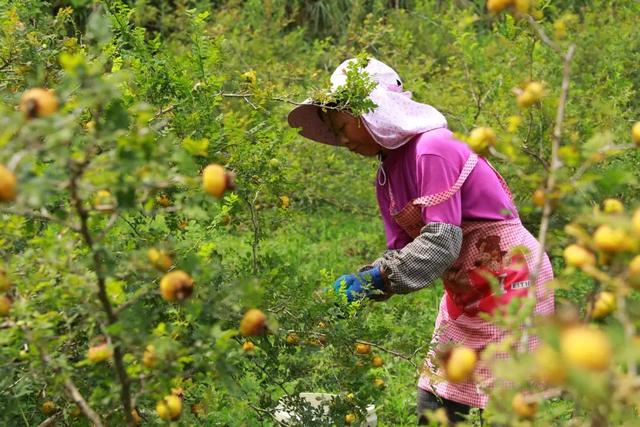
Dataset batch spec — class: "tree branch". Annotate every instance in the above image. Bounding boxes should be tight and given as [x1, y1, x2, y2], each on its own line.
[531, 44, 575, 284]
[355, 339, 418, 369]
[28, 330, 103, 426]
[68, 159, 135, 425]
[0, 207, 80, 232]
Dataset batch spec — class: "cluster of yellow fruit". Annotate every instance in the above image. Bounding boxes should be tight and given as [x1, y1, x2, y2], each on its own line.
[156, 389, 183, 421]
[354, 343, 384, 367]
[516, 81, 545, 108]
[0, 267, 12, 317]
[148, 248, 196, 302]
[143, 344, 158, 368]
[563, 202, 640, 289]
[353, 343, 386, 387]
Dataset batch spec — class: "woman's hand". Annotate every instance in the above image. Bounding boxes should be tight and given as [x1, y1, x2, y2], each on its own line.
[332, 266, 389, 303]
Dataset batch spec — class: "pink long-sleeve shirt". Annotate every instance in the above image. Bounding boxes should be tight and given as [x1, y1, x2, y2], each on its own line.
[376, 128, 517, 249]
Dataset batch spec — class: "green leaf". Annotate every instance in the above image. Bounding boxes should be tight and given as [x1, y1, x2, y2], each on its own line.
[182, 137, 210, 157]
[106, 278, 125, 305]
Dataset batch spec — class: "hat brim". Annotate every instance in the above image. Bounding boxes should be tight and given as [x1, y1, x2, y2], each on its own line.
[287, 100, 340, 146]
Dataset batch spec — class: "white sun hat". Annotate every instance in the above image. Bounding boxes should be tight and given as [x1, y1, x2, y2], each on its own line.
[287, 57, 447, 149]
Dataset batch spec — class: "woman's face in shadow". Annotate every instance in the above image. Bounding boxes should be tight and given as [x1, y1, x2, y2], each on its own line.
[323, 110, 386, 157]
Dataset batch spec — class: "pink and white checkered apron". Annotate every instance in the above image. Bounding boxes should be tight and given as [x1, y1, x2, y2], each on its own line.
[389, 154, 555, 408]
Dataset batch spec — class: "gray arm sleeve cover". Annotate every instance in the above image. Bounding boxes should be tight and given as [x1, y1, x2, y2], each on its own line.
[372, 222, 463, 294]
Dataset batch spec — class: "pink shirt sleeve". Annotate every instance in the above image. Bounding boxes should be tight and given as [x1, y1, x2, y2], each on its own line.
[416, 154, 463, 226]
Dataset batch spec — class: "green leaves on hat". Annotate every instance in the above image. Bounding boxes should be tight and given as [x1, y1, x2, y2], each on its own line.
[312, 53, 378, 117]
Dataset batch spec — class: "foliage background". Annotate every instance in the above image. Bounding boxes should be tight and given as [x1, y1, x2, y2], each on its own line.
[0, 0, 639, 425]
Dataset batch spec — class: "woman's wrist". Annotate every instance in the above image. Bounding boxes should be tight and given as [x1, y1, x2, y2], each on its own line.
[379, 266, 392, 292]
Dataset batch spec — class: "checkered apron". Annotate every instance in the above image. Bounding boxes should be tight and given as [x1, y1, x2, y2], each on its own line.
[389, 154, 555, 408]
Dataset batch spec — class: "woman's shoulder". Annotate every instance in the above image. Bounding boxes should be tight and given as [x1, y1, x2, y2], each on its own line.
[413, 127, 471, 161]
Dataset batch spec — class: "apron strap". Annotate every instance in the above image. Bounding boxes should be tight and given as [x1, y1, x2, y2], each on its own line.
[483, 159, 514, 202]
[413, 153, 478, 207]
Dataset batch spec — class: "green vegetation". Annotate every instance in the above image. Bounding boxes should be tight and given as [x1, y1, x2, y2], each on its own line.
[0, 0, 639, 425]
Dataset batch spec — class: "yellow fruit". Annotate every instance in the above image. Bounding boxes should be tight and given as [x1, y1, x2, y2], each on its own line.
[346, 392, 355, 401]
[355, 343, 371, 355]
[632, 121, 640, 145]
[0, 267, 11, 292]
[143, 344, 158, 368]
[87, 343, 113, 363]
[513, 0, 530, 13]
[373, 378, 385, 387]
[445, 346, 477, 383]
[487, 0, 512, 13]
[517, 90, 537, 108]
[94, 190, 113, 209]
[157, 194, 171, 207]
[533, 345, 566, 385]
[524, 81, 544, 100]
[279, 195, 290, 209]
[42, 400, 56, 415]
[156, 394, 182, 421]
[563, 244, 595, 268]
[467, 127, 496, 153]
[286, 332, 299, 345]
[171, 387, 184, 398]
[147, 248, 173, 272]
[0, 164, 17, 202]
[240, 308, 267, 336]
[131, 409, 142, 425]
[242, 70, 257, 85]
[20, 88, 59, 119]
[591, 291, 616, 320]
[560, 325, 612, 371]
[507, 115, 522, 133]
[372, 356, 384, 367]
[532, 189, 546, 208]
[602, 198, 624, 214]
[593, 225, 628, 252]
[0, 296, 11, 317]
[345, 413, 356, 424]
[159, 270, 194, 302]
[203, 164, 234, 198]
[512, 392, 537, 418]
[554, 20, 567, 39]
[242, 341, 255, 352]
[632, 209, 640, 236]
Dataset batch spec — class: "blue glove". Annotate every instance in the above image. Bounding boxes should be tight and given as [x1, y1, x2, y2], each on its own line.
[333, 267, 386, 303]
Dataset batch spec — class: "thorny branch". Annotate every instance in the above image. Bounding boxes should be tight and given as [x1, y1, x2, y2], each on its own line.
[27, 329, 103, 426]
[68, 158, 135, 425]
